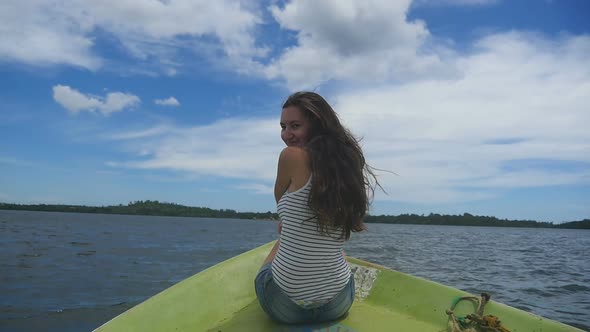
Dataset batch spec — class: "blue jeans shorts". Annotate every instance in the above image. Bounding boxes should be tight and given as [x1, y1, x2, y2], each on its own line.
[254, 263, 355, 324]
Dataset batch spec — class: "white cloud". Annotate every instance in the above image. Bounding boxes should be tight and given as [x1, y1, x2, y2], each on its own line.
[107, 117, 284, 181]
[0, 0, 482, 83]
[154, 97, 180, 107]
[332, 32, 590, 203]
[106, 32, 590, 206]
[53, 85, 140, 115]
[0, 0, 265, 72]
[106, 125, 173, 140]
[265, 0, 454, 89]
[2, 0, 458, 83]
[234, 183, 274, 195]
[32, 1, 584, 206]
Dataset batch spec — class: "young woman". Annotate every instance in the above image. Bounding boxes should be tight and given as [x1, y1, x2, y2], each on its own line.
[254, 91, 378, 324]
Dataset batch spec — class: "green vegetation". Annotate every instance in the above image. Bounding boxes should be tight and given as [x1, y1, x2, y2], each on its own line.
[0, 201, 277, 220]
[0, 201, 588, 229]
[365, 213, 589, 229]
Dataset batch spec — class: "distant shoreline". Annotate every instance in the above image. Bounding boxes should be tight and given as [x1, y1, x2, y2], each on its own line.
[1, 200, 588, 229]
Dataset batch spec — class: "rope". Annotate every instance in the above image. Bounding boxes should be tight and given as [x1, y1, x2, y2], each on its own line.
[446, 292, 511, 332]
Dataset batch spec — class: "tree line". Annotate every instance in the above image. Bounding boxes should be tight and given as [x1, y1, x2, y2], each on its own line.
[0, 201, 588, 229]
[0, 200, 277, 221]
[365, 213, 589, 229]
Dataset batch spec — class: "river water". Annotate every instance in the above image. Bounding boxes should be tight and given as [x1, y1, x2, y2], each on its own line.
[1, 210, 589, 331]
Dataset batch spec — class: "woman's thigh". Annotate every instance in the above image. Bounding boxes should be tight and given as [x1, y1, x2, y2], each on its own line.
[313, 275, 355, 323]
[255, 266, 355, 325]
[255, 264, 312, 324]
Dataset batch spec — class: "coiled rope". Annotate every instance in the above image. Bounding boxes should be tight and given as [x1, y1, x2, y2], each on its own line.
[446, 292, 511, 332]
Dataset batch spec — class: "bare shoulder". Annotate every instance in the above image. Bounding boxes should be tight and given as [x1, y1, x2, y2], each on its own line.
[279, 147, 311, 191]
[275, 147, 311, 199]
[279, 146, 309, 165]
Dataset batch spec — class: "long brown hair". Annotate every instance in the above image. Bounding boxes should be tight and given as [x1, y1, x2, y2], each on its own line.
[282, 91, 379, 240]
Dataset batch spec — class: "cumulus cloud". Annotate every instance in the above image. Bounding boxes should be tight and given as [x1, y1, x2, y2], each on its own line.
[32, 0, 585, 205]
[265, 0, 453, 89]
[0, 0, 471, 83]
[154, 97, 180, 107]
[107, 32, 590, 204]
[332, 32, 590, 203]
[53, 85, 140, 115]
[0, 1, 101, 69]
[0, 0, 265, 72]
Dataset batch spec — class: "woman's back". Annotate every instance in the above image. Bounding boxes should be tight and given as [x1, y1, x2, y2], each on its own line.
[272, 175, 351, 306]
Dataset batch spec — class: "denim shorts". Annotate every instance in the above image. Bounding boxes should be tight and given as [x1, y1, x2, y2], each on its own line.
[254, 263, 355, 324]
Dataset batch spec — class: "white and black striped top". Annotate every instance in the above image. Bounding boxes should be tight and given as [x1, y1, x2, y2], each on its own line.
[271, 176, 351, 304]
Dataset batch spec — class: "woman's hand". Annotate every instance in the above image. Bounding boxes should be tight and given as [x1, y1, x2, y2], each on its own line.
[278, 221, 283, 234]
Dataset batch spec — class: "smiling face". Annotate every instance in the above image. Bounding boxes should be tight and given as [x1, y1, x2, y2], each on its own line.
[280, 106, 312, 147]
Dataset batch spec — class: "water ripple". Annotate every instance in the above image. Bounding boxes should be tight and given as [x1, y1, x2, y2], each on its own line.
[1, 211, 588, 331]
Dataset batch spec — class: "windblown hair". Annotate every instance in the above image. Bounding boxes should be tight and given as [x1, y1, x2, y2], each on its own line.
[282, 91, 379, 240]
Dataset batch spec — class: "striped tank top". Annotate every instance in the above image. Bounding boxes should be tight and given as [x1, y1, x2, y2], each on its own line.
[271, 176, 352, 306]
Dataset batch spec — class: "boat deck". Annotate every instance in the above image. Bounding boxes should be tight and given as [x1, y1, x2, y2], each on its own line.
[95, 242, 582, 332]
[209, 300, 441, 332]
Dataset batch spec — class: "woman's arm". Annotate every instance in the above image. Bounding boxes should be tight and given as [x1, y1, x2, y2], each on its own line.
[265, 148, 299, 266]
[274, 147, 299, 203]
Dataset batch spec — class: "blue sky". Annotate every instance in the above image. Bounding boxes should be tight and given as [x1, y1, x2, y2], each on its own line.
[1, 0, 589, 223]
